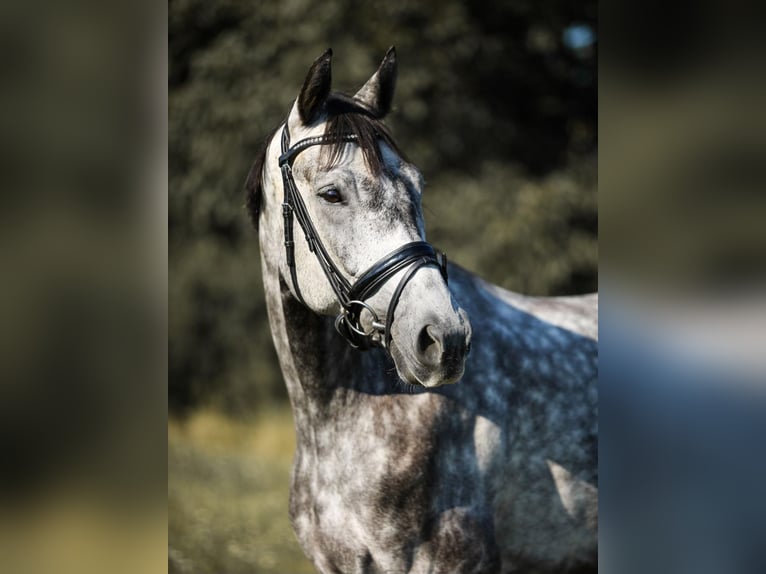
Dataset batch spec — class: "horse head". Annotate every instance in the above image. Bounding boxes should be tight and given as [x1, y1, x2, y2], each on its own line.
[248, 48, 471, 387]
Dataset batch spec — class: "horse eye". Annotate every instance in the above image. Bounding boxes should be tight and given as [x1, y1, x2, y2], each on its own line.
[319, 187, 342, 204]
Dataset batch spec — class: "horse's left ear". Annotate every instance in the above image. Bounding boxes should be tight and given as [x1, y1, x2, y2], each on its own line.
[354, 46, 397, 118]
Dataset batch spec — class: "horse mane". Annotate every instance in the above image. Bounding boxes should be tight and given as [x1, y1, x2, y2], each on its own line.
[245, 93, 405, 228]
[245, 123, 280, 228]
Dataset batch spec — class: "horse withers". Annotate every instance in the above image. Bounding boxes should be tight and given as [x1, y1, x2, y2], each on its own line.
[246, 47, 598, 574]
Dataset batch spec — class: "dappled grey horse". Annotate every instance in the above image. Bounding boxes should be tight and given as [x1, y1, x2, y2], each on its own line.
[246, 48, 597, 574]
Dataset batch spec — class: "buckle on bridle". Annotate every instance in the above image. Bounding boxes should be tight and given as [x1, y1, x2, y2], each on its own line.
[334, 300, 386, 349]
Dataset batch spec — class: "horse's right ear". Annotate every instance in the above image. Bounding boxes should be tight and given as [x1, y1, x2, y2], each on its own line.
[297, 48, 333, 125]
[354, 46, 397, 118]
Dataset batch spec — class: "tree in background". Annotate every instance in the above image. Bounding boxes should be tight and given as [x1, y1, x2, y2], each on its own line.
[169, 0, 597, 413]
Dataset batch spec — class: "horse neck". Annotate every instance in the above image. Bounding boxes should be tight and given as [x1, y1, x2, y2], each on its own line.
[258, 245, 387, 420]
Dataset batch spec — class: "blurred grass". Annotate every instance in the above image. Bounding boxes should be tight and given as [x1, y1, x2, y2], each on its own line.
[0, 494, 166, 574]
[168, 408, 315, 574]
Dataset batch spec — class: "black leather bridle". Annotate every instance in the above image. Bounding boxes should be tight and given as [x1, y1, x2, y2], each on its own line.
[278, 121, 448, 351]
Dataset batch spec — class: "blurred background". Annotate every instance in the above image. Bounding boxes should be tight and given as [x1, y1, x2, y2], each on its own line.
[600, 3, 766, 573]
[169, 0, 596, 572]
[0, 1, 166, 573]
[3, 0, 763, 572]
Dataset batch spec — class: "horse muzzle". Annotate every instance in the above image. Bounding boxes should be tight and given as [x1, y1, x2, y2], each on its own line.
[389, 305, 472, 388]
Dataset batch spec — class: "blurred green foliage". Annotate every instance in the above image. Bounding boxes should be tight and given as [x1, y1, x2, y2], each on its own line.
[169, 0, 597, 413]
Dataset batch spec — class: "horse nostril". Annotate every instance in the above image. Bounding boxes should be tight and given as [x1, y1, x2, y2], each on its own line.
[417, 325, 443, 366]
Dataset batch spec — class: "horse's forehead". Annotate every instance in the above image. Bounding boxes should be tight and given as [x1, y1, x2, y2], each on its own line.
[295, 141, 414, 184]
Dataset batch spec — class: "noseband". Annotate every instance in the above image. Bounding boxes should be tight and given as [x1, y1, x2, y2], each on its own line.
[278, 121, 448, 351]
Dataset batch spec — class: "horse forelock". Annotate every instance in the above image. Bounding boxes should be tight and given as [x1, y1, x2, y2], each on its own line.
[321, 93, 405, 175]
[245, 92, 406, 229]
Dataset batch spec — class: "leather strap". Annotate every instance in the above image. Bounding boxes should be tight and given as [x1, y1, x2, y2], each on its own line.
[384, 257, 439, 350]
[349, 242, 440, 301]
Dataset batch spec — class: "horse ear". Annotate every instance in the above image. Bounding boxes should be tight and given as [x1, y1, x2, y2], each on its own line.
[354, 46, 397, 118]
[297, 48, 333, 124]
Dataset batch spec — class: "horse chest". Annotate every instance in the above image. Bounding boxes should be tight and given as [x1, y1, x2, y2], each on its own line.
[288, 414, 500, 573]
